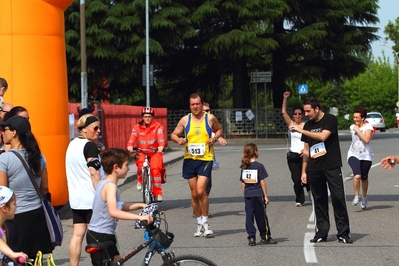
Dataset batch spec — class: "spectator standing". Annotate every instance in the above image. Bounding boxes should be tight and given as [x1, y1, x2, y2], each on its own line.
[290, 97, 352, 244]
[86, 148, 152, 266]
[202, 103, 227, 200]
[127, 107, 165, 202]
[396, 109, 399, 130]
[347, 107, 374, 209]
[281, 91, 310, 206]
[0, 78, 8, 112]
[240, 143, 277, 246]
[170, 93, 222, 237]
[66, 114, 103, 266]
[77, 105, 105, 152]
[0, 116, 54, 257]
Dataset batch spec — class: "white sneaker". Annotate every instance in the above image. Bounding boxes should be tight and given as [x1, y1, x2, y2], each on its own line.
[155, 196, 163, 202]
[194, 224, 203, 237]
[136, 182, 142, 191]
[352, 195, 360, 206]
[202, 222, 214, 237]
[295, 203, 302, 207]
[361, 197, 367, 209]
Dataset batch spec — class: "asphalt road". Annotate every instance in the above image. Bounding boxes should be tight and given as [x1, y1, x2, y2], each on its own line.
[53, 130, 399, 265]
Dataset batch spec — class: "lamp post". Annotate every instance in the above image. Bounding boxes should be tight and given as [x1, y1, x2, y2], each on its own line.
[80, 0, 88, 108]
[145, 0, 150, 107]
[382, 44, 399, 107]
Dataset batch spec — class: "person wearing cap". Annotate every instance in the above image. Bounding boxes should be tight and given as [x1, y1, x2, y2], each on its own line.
[127, 107, 165, 202]
[0, 186, 28, 264]
[66, 114, 104, 266]
[0, 116, 54, 258]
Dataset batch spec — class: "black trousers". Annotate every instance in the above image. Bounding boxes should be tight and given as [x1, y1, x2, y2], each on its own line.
[287, 157, 310, 203]
[308, 167, 350, 238]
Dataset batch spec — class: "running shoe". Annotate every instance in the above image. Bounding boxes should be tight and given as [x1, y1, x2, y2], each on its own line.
[248, 237, 256, 246]
[295, 202, 302, 207]
[352, 195, 360, 206]
[202, 222, 214, 237]
[194, 224, 203, 237]
[361, 197, 367, 209]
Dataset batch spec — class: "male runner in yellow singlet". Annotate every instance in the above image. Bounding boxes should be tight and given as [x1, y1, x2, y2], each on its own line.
[171, 93, 222, 237]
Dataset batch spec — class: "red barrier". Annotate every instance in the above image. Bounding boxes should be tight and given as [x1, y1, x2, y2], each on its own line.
[68, 103, 168, 149]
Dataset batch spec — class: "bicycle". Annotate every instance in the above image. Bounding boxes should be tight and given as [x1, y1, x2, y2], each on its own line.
[131, 147, 159, 204]
[85, 204, 217, 266]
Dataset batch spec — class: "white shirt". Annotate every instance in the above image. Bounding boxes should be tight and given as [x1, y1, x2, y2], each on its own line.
[347, 123, 374, 161]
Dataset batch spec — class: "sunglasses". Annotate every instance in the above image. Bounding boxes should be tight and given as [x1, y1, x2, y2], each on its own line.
[204, 109, 211, 112]
[93, 126, 101, 131]
[293, 113, 302, 115]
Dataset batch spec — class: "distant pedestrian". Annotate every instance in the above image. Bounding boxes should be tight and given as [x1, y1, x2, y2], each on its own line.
[240, 143, 277, 246]
[347, 107, 374, 210]
[396, 110, 399, 130]
[0, 78, 8, 112]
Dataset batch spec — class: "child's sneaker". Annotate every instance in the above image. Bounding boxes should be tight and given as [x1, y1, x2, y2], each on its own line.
[202, 222, 214, 238]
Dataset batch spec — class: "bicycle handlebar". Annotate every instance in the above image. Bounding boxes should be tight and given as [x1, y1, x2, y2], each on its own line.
[131, 147, 159, 154]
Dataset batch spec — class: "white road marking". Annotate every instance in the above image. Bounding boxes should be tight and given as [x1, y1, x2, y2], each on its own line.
[304, 232, 318, 263]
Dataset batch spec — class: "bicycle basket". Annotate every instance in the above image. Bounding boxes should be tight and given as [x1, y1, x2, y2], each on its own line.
[153, 229, 174, 249]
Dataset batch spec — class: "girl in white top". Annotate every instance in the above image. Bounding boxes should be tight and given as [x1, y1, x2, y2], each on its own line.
[347, 107, 374, 209]
[281, 91, 309, 206]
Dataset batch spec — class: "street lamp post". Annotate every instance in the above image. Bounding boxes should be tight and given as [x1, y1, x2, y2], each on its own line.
[382, 44, 399, 107]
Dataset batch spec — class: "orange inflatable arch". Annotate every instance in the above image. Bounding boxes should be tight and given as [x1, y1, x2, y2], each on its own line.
[0, 0, 73, 206]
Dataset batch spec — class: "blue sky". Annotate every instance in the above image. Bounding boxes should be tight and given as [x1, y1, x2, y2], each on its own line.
[371, 0, 399, 62]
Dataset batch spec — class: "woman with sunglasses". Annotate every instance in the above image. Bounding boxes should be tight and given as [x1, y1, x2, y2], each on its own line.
[282, 91, 310, 207]
[0, 116, 53, 258]
[65, 114, 103, 266]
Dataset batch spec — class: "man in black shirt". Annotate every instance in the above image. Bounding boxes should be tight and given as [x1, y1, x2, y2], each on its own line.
[290, 97, 352, 244]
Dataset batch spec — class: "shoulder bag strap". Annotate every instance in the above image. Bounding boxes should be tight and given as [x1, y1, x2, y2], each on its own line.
[9, 150, 43, 201]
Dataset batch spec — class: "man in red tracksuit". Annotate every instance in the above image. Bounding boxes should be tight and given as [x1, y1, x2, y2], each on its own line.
[127, 107, 165, 202]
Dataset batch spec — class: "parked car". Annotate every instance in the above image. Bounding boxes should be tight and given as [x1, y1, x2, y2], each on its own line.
[365, 112, 386, 132]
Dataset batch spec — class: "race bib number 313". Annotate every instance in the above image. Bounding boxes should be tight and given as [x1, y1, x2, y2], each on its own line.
[242, 169, 258, 183]
[188, 143, 206, 156]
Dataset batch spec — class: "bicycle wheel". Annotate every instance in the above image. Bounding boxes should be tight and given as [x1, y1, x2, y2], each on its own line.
[142, 169, 152, 204]
[163, 254, 217, 266]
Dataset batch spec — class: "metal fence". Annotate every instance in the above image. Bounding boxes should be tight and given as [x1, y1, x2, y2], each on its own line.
[167, 108, 290, 138]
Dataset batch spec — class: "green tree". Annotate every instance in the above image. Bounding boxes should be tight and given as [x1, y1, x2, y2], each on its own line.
[271, 0, 380, 108]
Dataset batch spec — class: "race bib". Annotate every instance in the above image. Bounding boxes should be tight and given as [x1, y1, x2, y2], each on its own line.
[242, 169, 258, 183]
[188, 143, 205, 156]
[310, 142, 327, 159]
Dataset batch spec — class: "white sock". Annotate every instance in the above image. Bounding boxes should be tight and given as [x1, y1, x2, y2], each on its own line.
[196, 216, 203, 224]
[202, 216, 208, 224]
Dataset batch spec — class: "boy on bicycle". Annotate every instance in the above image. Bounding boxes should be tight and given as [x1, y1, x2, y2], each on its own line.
[127, 107, 165, 202]
[86, 148, 153, 266]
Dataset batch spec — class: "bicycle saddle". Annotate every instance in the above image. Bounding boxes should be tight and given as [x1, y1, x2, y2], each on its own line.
[85, 241, 114, 253]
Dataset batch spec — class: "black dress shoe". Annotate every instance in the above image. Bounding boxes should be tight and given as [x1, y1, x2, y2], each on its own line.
[310, 236, 327, 243]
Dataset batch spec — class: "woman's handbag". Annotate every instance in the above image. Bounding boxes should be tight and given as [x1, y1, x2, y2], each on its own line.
[10, 151, 63, 247]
